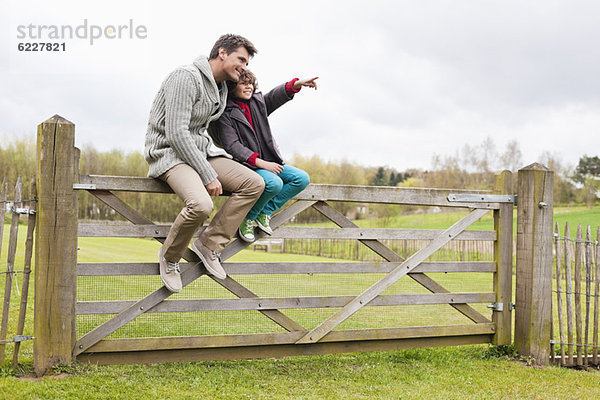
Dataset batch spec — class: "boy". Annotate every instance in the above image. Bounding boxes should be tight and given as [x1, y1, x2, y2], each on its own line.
[210, 71, 318, 241]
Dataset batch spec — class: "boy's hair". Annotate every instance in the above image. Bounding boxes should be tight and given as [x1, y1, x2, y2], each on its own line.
[209, 34, 257, 60]
[227, 70, 259, 93]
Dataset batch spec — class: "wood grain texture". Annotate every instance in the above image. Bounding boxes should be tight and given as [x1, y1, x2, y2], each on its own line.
[0, 178, 22, 364]
[77, 175, 500, 208]
[34, 115, 77, 376]
[574, 224, 583, 366]
[554, 223, 566, 365]
[12, 179, 37, 366]
[77, 334, 493, 365]
[77, 224, 496, 241]
[76, 261, 497, 276]
[85, 323, 496, 352]
[584, 225, 592, 367]
[492, 170, 513, 345]
[564, 223, 574, 366]
[514, 163, 553, 365]
[593, 227, 600, 364]
[77, 292, 496, 315]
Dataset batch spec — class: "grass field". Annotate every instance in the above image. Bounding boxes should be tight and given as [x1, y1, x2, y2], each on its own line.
[1, 206, 599, 398]
[2, 346, 600, 399]
[301, 205, 600, 236]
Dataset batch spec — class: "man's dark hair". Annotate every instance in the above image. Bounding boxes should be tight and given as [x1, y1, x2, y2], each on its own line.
[209, 34, 257, 60]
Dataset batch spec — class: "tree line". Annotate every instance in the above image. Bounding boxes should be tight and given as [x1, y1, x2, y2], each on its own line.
[1, 135, 597, 223]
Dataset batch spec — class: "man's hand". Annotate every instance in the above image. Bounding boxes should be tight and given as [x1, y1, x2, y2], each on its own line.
[256, 158, 284, 174]
[205, 178, 223, 196]
[293, 77, 319, 90]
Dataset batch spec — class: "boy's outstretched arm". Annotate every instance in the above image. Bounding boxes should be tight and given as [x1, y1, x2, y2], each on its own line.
[264, 77, 320, 115]
[293, 76, 319, 90]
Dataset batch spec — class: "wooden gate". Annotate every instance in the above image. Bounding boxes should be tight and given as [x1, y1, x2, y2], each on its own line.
[33, 116, 514, 373]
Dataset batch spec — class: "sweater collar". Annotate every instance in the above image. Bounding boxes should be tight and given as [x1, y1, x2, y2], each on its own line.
[192, 55, 228, 111]
[192, 55, 213, 80]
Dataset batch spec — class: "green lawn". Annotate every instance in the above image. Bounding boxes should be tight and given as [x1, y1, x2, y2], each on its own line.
[1, 206, 599, 398]
[1, 346, 599, 399]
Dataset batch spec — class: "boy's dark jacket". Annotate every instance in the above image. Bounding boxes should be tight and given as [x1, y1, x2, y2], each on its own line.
[209, 83, 294, 170]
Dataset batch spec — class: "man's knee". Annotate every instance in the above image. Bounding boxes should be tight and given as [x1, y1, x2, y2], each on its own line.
[246, 173, 265, 195]
[185, 199, 213, 221]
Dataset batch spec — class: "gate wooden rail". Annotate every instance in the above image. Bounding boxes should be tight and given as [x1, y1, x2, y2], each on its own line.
[33, 115, 514, 374]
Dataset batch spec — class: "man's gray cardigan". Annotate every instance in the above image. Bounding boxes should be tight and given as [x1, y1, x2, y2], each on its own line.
[144, 56, 231, 185]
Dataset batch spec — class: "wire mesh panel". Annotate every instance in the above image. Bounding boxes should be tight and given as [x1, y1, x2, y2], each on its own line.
[76, 254, 496, 338]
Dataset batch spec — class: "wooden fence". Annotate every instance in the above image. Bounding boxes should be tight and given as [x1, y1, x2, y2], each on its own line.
[31, 115, 521, 375]
[0, 177, 37, 366]
[552, 222, 600, 367]
[30, 115, 562, 375]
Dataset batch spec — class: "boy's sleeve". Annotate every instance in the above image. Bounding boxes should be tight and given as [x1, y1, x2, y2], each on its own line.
[285, 78, 301, 95]
[247, 153, 259, 166]
[164, 69, 218, 185]
[213, 114, 256, 163]
[263, 83, 295, 116]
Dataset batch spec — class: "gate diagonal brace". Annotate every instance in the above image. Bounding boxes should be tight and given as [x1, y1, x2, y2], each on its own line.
[311, 201, 490, 324]
[73, 192, 314, 356]
[296, 208, 490, 344]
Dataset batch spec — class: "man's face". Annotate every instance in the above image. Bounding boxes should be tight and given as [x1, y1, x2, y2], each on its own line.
[221, 46, 250, 82]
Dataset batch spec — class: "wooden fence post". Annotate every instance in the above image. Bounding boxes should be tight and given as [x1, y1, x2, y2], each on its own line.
[492, 170, 513, 345]
[514, 162, 554, 365]
[34, 115, 77, 376]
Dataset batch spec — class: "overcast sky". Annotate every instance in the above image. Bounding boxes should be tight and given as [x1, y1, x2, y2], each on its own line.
[2, 0, 599, 172]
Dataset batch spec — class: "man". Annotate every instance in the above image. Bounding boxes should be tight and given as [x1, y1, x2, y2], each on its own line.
[144, 34, 265, 293]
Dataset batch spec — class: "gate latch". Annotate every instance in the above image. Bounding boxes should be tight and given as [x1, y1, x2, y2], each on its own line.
[447, 194, 516, 204]
[487, 302, 504, 312]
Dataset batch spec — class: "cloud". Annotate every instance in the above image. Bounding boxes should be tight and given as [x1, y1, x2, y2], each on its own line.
[1, 0, 600, 172]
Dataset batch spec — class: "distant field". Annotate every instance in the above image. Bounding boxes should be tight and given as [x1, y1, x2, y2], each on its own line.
[297, 205, 600, 237]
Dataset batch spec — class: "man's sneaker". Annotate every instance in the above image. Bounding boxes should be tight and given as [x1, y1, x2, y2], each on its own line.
[191, 240, 227, 280]
[256, 212, 273, 235]
[158, 246, 182, 293]
[238, 218, 256, 242]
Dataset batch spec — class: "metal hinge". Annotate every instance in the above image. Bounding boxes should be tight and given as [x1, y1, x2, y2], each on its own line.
[487, 302, 504, 311]
[73, 183, 97, 190]
[13, 207, 36, 215]
[0, 335, 35, 344]
[487, 302, 515, 312]
[447, 194, 516, 204]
